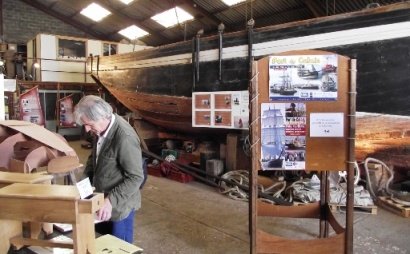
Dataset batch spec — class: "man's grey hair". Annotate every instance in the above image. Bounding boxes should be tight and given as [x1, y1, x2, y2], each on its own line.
[74, 95, 113, 125]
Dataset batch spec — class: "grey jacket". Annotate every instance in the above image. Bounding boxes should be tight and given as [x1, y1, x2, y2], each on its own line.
[84, 114, 144, 221]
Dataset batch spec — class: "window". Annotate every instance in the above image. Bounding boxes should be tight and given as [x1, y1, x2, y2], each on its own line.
[103, 43, 118, 56]
[58, 38, 86, 60]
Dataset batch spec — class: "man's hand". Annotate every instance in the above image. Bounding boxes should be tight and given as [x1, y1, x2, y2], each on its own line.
[97, 198, 113, 221]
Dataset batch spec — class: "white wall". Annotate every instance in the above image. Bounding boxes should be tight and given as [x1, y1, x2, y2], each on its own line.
[88, 40, 102, 56]
[28, 33, 145, 83]
[40, 34, 57, 59]
[118, 43, 149, 53]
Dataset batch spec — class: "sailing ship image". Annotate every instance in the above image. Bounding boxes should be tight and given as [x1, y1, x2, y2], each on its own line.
[296, 81, 320, 90]
[297, 64, 319, 79]
[260, 104, 286, 169]
[321, 73, 337, 92]
[270, 71, 297, 96]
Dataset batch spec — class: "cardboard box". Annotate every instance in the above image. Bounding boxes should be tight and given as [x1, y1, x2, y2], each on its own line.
[96, 234, 143, 253]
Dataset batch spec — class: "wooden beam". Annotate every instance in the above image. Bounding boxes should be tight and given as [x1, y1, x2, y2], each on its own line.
[0, 0, 3, 39]
[231, 6, 310, 31]
[226, 133, 238, 171]
[303, 0, 326, 17]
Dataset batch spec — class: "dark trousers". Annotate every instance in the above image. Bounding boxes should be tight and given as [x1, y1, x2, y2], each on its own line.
[95, 209, 136, 243]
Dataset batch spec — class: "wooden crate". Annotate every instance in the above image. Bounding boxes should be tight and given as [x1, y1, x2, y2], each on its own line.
[168, 170, 194, 183]
[377, 196, 410, 218]
[329, 203, 378, 215]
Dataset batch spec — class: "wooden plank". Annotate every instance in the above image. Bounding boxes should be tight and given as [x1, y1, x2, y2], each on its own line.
[226, 134, 238, 171]
[329, 203, 377, 215]
[257, 201, 320, 219]
[10, 236, 73, 249]
[377, 196, 410, 218]
[256, 229, 345, 254]
[0, 220, 21, 254]
[0, 171, 53, 185]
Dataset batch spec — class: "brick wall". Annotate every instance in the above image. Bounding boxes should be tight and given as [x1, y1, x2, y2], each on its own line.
[2, 0, 93, 45]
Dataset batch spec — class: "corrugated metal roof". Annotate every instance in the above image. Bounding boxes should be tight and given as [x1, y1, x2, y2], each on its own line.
[20, 0, 410, 46]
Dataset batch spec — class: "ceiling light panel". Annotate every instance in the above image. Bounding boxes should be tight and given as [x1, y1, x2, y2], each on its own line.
[119, 0, 134, 4]
[80, 3, 111, 22]
[221, 0, 246, 6]
[118, 25, 149, 40]
[151, 7, 194, 28]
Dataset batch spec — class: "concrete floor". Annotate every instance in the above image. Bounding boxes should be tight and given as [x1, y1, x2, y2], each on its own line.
[137, 175, 409, 254]
[69, 140, 410, 254]
[12, 141, 410, 253]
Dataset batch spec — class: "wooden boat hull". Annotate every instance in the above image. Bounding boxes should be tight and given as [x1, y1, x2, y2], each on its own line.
[106, 87, 193, 132]
[89, 3, 410, 134]
[93, 75, 231, 133]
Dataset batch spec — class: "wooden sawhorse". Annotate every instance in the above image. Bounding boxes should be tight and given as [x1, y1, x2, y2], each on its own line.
[0, 183, 103, 254]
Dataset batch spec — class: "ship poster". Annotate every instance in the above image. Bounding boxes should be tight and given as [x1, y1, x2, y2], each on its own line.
[192, 90, 249, 129]
[260, 102, 306, 170]
[19, 86, 45, 126]
[58, 94, 76, 128]
[268, 55, 338, 101]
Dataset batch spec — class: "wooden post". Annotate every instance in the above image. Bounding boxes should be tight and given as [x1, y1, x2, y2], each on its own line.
[345, 59, 357, 254]
[226, 133, 238, 171]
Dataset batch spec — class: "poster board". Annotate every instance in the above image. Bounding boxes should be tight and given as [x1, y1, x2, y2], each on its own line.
[258, 50, 350, 171]
[192, 90, 249, 130]
[250, 49, 355, 254]
[19, 86, 45, 126]
[57, 94, 76, 128]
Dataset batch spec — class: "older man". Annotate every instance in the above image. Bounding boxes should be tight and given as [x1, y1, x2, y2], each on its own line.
[74, 95, 144, 243]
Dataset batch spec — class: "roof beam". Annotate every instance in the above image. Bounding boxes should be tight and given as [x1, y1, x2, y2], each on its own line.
[19, 0, 111, 41]
[231, 6, 310, 31]
[303, 0, 326, 17]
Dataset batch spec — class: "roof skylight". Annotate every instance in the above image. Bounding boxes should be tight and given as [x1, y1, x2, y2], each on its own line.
[118, 25, 149, 40]
[119, 0, 134, 4]
[151, 7, 194, 28]
[80, 3, 111, 22]
[221, 0, 246, 6]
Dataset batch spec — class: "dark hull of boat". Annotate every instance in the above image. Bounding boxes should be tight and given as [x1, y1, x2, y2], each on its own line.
[89, 3, 410, 132]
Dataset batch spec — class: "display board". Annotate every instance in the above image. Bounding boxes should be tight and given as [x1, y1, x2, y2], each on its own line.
[258, 51, 350, 171]
[19, 86, 45, 126]
[57, 94, 76, 128]
[192, 90, 249, 130]
[250, 49, 355, 254]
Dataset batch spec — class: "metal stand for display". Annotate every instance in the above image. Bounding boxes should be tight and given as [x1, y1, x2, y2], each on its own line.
[249, 50, 356, 254]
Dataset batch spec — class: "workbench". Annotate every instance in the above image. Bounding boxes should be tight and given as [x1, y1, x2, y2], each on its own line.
[0, 183, 104, 254]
